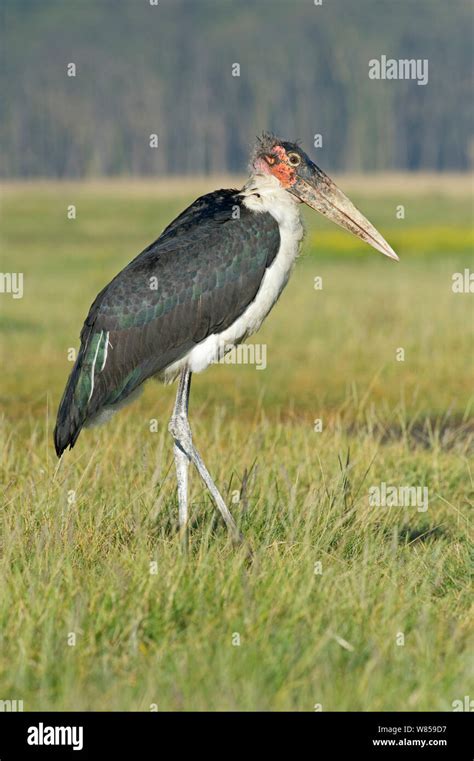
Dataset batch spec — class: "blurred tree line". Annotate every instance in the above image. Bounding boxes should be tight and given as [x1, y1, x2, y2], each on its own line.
[1, 0, 472, 177]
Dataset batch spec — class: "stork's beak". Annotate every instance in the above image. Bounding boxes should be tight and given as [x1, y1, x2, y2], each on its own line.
[290, 162, 399, 261]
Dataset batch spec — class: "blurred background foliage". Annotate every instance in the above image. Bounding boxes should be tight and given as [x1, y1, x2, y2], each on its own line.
[1, 0, 473, 177]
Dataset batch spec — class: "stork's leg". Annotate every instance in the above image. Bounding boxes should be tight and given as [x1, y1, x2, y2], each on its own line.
[174, 443, 190, 532]
[170, 370, 191, 534]
[168, 369, 242, 543]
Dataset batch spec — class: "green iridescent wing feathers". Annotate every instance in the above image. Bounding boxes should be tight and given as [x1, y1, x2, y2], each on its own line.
[54, 189, 280, 455]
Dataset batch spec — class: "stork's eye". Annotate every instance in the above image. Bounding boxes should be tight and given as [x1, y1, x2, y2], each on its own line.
[288, 152, 301, 166]
[265, 154, 276, 165]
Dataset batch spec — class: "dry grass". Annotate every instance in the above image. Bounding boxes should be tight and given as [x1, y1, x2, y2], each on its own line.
[0, 181, 472, 710]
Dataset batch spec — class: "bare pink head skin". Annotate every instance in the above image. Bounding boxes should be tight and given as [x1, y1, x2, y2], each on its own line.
[251, 133, 399, 261]
[253, 144, 299, 188]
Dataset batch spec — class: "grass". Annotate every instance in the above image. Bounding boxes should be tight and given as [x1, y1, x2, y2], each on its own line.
[0, 177, 473, 711]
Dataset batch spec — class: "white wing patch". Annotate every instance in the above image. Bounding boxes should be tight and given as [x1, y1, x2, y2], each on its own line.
[100, 331, 110, 372]
[87, 329, 114, 404]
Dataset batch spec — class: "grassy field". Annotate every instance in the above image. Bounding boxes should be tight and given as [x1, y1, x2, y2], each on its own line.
[0, 177, 472, 711]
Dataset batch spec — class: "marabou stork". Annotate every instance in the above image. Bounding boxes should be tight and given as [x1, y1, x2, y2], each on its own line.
[54, 134, 398, 542]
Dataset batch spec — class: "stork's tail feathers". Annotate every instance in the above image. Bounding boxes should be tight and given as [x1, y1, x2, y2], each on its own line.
[54, 357, 89, 457]
[54, 329, 148, 457]
[54, 330, 109, 457]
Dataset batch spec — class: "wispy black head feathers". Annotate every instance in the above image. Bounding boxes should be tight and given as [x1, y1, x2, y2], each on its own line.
[250, 132, 303, 170]
[250, 132, 281, 167]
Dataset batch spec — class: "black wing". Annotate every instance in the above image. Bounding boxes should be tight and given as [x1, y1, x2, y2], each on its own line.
[54, 189, 280, 455]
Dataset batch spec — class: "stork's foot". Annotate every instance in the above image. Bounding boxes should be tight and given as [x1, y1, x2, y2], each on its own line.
[168, 412, 243, 544]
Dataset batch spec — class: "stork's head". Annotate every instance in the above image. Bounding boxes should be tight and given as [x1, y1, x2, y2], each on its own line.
[252, 133, 398, 261]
